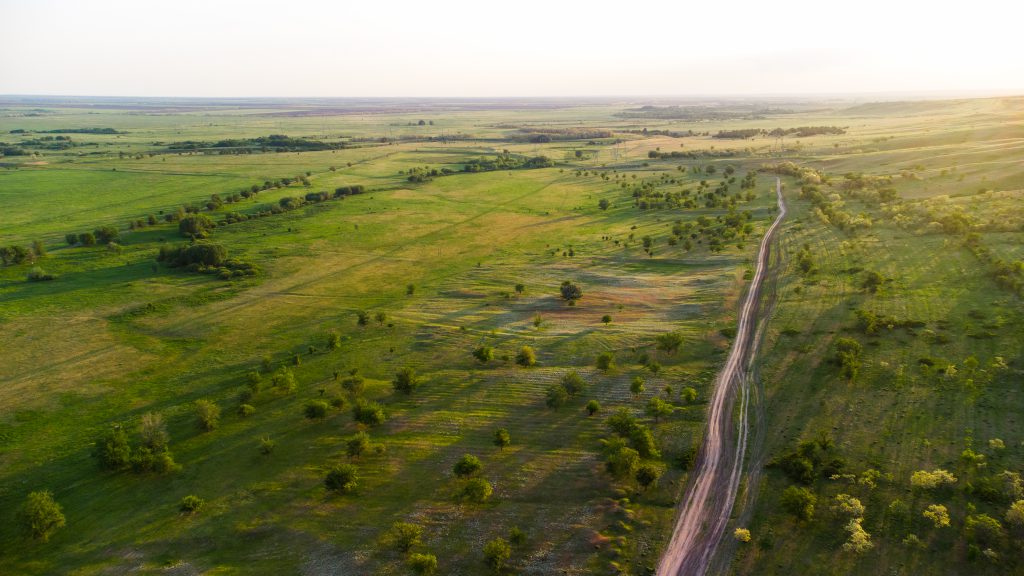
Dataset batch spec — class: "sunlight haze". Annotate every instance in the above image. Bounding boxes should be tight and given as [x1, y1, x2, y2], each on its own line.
[2, 0, 1022, 97]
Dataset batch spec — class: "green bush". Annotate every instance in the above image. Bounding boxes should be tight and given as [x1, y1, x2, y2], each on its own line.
[179, 495, 204, 513]
[453, 454, 483, 477]
[482, 537, 511, 572]
[381, 521, 423, 553]
[408, 553, 438, 575]
[463, 478, 493, 502]
[195, 399, 221, 431]
[352, 400, 386, 426]
[304, 400, 329, 420]
[325, 464, 359, 492]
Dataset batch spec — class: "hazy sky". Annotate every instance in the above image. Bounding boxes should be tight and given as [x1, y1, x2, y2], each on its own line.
[2, 0, 1022, 97]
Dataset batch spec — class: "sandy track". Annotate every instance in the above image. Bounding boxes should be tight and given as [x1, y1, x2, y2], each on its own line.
[656, 178, 786, 576]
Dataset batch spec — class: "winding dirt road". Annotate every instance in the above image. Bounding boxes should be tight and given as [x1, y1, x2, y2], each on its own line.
[657, 178, 786, 576]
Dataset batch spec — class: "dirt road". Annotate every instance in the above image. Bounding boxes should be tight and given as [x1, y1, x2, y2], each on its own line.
[656, 178, 786, 576]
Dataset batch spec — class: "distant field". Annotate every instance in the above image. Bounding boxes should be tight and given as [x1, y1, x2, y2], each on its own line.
[0, 96, 1022, 575]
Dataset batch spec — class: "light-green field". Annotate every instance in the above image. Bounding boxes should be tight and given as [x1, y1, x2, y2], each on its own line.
[0, 96, 1022, 575]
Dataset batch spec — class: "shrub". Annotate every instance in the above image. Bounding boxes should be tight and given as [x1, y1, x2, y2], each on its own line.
[734, 528, 752, 542]
[139, 412, 168, 450]
[515, 346, 536, 367]
[26, 267, 55, 281]
[327, 331, 341, 350]
[272, 368, 297, 393]
[179, 213, 215, 238]
[781, 485, 816, 521]
[78, 232, 96, 246]
[382, 521, 422, 553]
[680, 386, 698, 403]
[65, 233, 77, 246]
[17, 491, 65, 541]
[966, 513, 1005, 547]
[586, 399, 601, 416]
[493, 428, 511, 450]
[832, 494, 865, 518]
[194, 399, 221, 431]
[1006, 500, 1024, 528]
[341, 374, 365, 396]
[454, 454, 483, 477]
[923, 504, 950, 528]
[179, 495, 204, 513]
[347, 431, 370, 457]
[463, 478, 493, 502]
[393, 367, 420, 395]
[606, 446, 640, 478]
[843, 518, 873, 553]
[408, 553, 438, 575]
[646, 397, 673, 422]
[259, 436, 276, 455]
[352, 400, 386, 426]
[130, 446, 180, 474]
[509, 526, 526, 546]
[601, 314, 612, 324]
[483, 537, 512, 573]
[636, 463, 663, 490]
[238, 404, 256, 417]
[596, 352, 615, 371]
[473, 345, 494, 363]
[910, 469, 957, 490]
[304, 400, 329, 420]
[325, 464, 359, 492]
[93, 425, 132, 470]
[94, 225, 120, 244]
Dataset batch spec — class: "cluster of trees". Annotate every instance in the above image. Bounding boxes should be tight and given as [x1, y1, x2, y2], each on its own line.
[461, 154, 554, 172]
[800, 184, 873, 233]
[40, 127, 123, 134]
[65, 225, 120, 247]
[156, 242, 259, 279]
[93, 415, 181, 475]
[600, 408, 663, 490]
[545, 370, 588, 409]
[770, 432, 845, 486]
[713, 126, 845, 139]
[167, 134, 346, 152]
[514, 127, 612, 142]
[0, 242, 46, 266]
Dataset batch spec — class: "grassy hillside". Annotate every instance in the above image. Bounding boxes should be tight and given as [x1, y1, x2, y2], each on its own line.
[1, 96, 1021, 575]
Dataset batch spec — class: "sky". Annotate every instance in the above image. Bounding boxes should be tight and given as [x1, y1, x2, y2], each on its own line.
[1, 0, 1022, 98]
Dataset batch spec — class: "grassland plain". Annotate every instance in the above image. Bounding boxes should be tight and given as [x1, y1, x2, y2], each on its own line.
[0, 96, 1021, 575]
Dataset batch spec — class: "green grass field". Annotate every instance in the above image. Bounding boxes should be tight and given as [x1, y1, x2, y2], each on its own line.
[1, 96, 1022, 575]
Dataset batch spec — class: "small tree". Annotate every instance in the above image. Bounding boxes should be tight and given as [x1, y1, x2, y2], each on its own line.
[18, 491, 65, 541]
[515, 346, 536, 367]
[473, 346, 495, 364]
[272, 368, 297, 393]
[560, 281, 582, 303]
[630, 376, 646, 398]
[493, 428, 511, 450]
[598, 198, 610, 210]
[408, 553, 438, 575]
[304, 400, 329, 420]
[327, 331, 341, 350]
[601, 314, 612, 325]
[483, 537, 511, 573]
[646, 397, 673, 423]
[545, 385, 568, 409]
[514, 283, 525, 295]
[325, 464, 359, 492]
[655, 331, 684, 354]
[606, 446, 640, 479]
[586, 400, 601, 416]
[78, 232, 96, 246]
[406, 283, 416, 295]
[596, 352, 615, 371]
[560, 370, 587, 397]
[356, 310, 369, 326]
[382, 521, 423, 553]
[393, 367, 420, 395]
[734, 528, 751, 542]
[375, 311, 388, 326]
[178, 214, 214, 238]
[463, 478, 493, 502]
[454, 454, 483, 477]
[194, 399, 221, 432]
